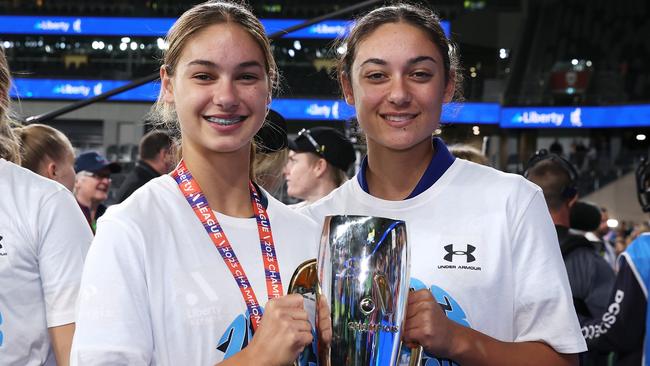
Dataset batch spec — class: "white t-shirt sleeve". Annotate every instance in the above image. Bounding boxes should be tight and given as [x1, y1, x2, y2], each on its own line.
[37, 189, 93, 328]
[71, 217, 153, 365]
[511, 190, 587, 353]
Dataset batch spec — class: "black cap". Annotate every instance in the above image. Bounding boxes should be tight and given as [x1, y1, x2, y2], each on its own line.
[255, 109, 288, 153]
[75, 151, 121, 174]
[570, 201, 602, 232]
[288, 127, 356, 172]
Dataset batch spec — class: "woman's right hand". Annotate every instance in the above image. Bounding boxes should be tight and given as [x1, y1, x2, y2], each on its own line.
[243, 294, 313, 366]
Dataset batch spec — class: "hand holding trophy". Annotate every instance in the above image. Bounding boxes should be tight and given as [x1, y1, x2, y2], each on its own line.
[245, 294, 314, 366]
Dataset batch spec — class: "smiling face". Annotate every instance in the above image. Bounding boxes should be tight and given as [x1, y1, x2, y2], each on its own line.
[74, 168, 112, 205]
[341, 22, 454, 153]
[161, 23, 270, 157]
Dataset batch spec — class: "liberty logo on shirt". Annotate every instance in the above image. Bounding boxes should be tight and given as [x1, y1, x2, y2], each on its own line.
[443, 244, 476, 263]
[407, 278, 470, 366]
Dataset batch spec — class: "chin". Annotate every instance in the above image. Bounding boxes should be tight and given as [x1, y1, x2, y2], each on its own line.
[202, 137, 253, 154]
[95, 193, 109, 202]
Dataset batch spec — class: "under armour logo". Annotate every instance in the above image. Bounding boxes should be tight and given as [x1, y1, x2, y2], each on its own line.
[444, 244, 476, 263]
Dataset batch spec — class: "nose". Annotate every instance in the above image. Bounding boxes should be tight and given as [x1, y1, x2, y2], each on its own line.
[212, 78, 239, 110]
[282, 161, 291, 177]
[386, 77, 411, 106]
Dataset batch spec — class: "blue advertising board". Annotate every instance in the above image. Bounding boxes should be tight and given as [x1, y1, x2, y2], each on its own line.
[10, 78, 492, 123]
[0, 15, 450, 39]
[12, 78, 650, 126]
[10, 78, 160, 101]
[500, 105, 650, 128]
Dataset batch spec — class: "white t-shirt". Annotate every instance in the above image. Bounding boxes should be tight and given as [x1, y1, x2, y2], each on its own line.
[71, 175, 319, 365]
[0, 159, 92, 366]
[301, 158, 587, 363]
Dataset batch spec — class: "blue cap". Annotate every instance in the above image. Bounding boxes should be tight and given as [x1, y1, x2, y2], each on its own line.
[75, 151, 121, 174]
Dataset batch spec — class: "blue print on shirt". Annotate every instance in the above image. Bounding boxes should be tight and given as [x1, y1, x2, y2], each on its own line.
[0, 310, 4, 347]
[408, 277, 470, 366]
[217, 310, 255, 359]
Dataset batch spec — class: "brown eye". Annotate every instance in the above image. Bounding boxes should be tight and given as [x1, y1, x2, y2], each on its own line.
[366, 72, 386, 81]
[411, 71, 433, 80]
[193, 73, 213, 81]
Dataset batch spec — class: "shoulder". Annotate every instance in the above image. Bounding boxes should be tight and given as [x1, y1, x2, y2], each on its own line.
[623, 233, 650, 262]
[0, 159, 73, 207]
[103, 175, 180, 226]
[449, 159, 544, 220]
[561, 234, 594, 256]
[265, 189, 319, 230]
[453, 158, 540, 195]
[299, 178, 356, 221]
[627, 233, 650, 250]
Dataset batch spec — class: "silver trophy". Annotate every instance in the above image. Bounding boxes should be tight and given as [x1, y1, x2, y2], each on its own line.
[290, 215, 421, 366]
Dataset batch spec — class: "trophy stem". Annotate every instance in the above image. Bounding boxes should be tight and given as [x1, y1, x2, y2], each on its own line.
[409, 346, 423, 366]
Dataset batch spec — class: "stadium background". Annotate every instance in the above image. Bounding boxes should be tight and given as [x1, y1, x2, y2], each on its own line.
[1, 0, 648, 225]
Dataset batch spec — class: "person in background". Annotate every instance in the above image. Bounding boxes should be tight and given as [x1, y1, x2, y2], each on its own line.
[115, 130, 174, 203]
[15, 123, 77, 191]
[253, 109, 289, 198]
[0, 45, 92, 366]
[73, 151, 121, 233]
[283, 126, 355, 208]
[449, 143, 490, 166]
[581, 157, 650, 365]
[301, 2, 586, 364]
[525, 150, 614, 365]
[70, 2, 320, 365]
[584, 206, 617, 271]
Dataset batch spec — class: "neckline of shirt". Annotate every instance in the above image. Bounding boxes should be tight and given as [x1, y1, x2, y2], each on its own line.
[160, 175, 270, 224]
[356, 137, 456, 200]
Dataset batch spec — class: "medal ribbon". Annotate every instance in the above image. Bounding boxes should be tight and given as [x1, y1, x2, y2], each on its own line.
[171, 160, 283, 330]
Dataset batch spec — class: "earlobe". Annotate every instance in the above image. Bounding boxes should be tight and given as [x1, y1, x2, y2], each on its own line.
[341, 72, 355, 106]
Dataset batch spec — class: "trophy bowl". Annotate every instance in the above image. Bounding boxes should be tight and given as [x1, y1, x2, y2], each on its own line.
[290, 215, 418, 366]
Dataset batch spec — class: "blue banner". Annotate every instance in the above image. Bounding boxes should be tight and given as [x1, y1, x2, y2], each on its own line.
[442, 102, 501, 124]
[0, 15, 449, 39]
[9, 78, 490, 123]
[10, 78, 160, 101]
[500, 105, 650, 128]
[13, 78, 650, 126]
[272, 99, 355, 121]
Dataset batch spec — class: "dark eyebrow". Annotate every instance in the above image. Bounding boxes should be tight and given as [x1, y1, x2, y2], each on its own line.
[186, 59, 217, 68]
[359, 56, 437, 68]
[359, 58, 387, 67]
[238, 60, 264, 69]
[408, 56, 437, 65]
[186, 59, 264, 69]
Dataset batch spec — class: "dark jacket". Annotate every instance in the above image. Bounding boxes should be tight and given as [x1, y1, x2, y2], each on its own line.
[78, 202, 107, 234]
[557, 225, 616, 366]
[115, 160, 160, 203]
[581, 256, 645, 366]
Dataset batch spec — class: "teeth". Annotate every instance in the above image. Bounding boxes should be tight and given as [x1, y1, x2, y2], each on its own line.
[383, 114, 415, 122]
[205, 116, 244, 125]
